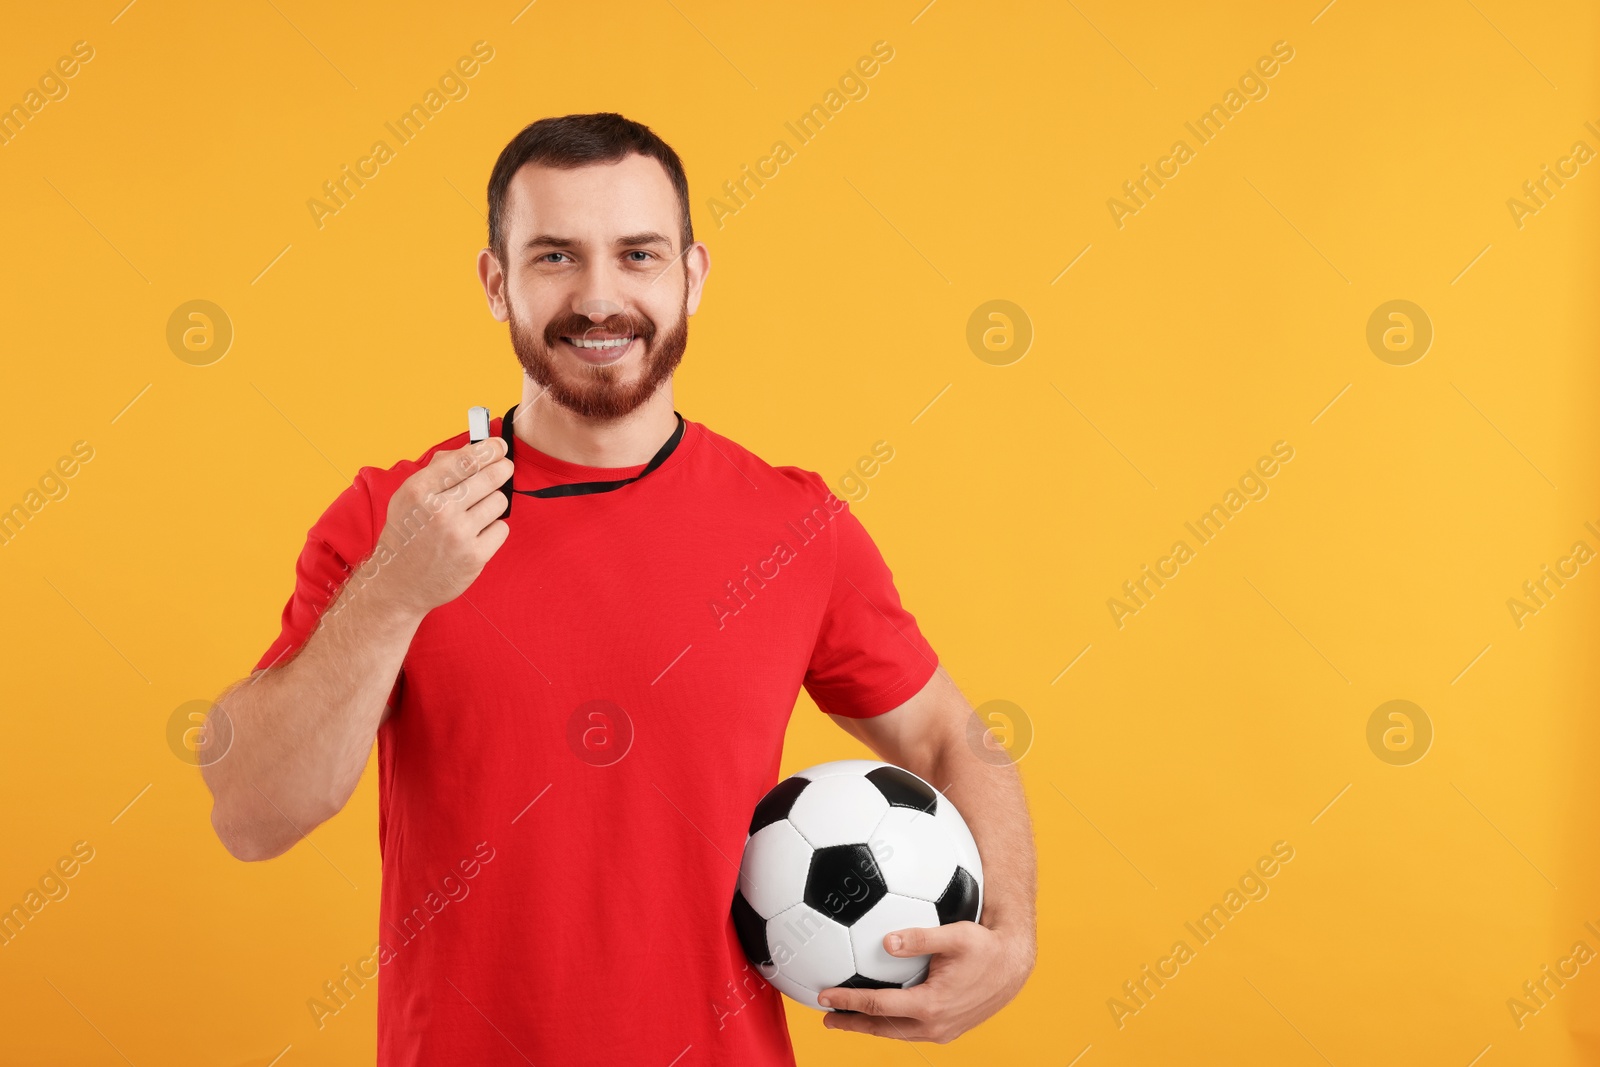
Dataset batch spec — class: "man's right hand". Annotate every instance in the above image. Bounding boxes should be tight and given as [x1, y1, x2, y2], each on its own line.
[372, 437, 514, 618]
[203, 435, 514, 862]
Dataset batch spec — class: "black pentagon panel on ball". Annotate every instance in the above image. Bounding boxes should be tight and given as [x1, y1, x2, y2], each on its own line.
[803, 843, 888, 927]
[935, 866, 981, 924]
[749, 775, 811, 835]
[864, 766, 937, 815]
[731, 889, 772, 965]
[839, 974, 900, 989]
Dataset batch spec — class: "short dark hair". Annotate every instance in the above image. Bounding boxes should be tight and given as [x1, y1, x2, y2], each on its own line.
[486, 112, 693, 265]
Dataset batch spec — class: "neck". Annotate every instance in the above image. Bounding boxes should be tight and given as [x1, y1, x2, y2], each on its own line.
[512, 379, 679, 468]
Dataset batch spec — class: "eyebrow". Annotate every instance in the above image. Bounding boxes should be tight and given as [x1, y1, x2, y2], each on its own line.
[523, 231, 674, 250]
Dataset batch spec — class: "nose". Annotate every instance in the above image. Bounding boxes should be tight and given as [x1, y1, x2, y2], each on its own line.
[570, 256, 626, 324]
[573, 297, 623, 323]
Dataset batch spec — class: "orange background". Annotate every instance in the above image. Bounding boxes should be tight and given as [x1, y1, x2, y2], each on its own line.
[1, 0, 1597, 1064]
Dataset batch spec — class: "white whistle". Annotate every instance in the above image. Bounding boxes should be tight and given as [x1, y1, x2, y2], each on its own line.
[468, 406, 491, 443]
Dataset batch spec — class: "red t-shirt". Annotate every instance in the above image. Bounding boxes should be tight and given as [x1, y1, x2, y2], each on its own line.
[255, 414, 940, 1066]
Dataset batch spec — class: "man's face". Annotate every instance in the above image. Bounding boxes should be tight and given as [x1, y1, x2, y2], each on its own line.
[486, 153, 708, 421]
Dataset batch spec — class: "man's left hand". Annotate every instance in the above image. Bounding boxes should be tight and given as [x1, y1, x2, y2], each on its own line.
[816, 920, 1034, 1043]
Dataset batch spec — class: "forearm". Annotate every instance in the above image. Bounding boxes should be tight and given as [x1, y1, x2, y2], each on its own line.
[821, 671, 1038, 1035]
[925, 737, 1037, 954]
[836, 667, 1039, 951]
[202, 569, 422, 860]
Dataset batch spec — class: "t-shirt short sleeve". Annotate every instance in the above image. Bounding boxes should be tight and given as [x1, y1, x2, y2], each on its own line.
[802, 496, 940, 719]
[254, 472, 384, 675]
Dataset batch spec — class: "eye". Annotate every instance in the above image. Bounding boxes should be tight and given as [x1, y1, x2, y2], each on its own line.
[539, 252, 571, 264]
[626, 250, 655, 262]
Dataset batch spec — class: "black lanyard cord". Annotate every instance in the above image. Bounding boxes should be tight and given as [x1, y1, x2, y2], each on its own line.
[498, 403, 685, 509]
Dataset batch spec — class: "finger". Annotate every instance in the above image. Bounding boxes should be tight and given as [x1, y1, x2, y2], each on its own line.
[816, 984, 928, 1018]
[465, 483, 510, 532]
[440, 457, 514, 508]
[477, 517, 510, 554]
[425, 438, 507, 492]
[822, 1012, 928, 1040]
[885, 923, 974, 957]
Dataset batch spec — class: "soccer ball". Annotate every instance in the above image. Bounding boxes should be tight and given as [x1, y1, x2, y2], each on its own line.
[730, 759, 984, 1011]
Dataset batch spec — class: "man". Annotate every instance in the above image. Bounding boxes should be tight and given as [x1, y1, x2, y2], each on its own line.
[202, 112, 1036, 1065]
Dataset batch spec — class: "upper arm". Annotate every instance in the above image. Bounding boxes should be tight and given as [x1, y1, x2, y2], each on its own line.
[800, 484, 940, 719]
[827, 665, 972, 774]
[791, 473, 953, 769]
[252, 470, 403, 711]
[254, 475, 376, 674]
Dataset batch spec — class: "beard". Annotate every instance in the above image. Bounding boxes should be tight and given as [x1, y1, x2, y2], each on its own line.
[508, 288, 688, 421]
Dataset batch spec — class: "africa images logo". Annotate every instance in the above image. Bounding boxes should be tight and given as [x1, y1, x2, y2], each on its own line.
[1105, 40, 1296, 229]
[709, 493, 848, 631]
[306, 841, 496, 1031]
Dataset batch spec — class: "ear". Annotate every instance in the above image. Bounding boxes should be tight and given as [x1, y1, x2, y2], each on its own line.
[683, 241, 712, 316]
[477, 248, 509, 323]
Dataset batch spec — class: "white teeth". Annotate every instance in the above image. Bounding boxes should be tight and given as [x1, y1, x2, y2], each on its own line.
[566, 336, 632, 350]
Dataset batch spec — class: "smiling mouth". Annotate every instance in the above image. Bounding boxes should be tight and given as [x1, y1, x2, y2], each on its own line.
[559, 334, 637, 364]
[562, 335, 634, 350]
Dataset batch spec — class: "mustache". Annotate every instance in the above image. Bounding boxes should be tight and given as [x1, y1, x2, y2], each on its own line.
[543, 313, 656, 347]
